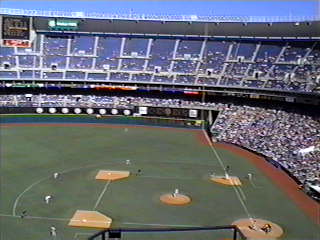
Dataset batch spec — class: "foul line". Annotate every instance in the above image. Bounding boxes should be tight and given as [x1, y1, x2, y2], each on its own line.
[11, 160, 122, 217]
[12, 177, 50, 216]
[2, 213, 202, 228]
[0, 213, 70, 222]
[93, 180, 111, 210]
[1, 213, 107, 224]
[236, 185, 247, 201]
[229, 177, 246, 201]
[202, 128, 253, 221]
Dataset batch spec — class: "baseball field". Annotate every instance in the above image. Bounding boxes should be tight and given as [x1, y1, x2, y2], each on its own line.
[0, 115, 319, 240]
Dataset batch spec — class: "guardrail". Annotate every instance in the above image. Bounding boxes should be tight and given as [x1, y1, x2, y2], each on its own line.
[1, 8, 319, 23]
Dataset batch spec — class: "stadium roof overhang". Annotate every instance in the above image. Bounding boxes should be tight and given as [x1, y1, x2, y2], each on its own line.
[33, 18, 320, 39]
[1, 7, 319, 38]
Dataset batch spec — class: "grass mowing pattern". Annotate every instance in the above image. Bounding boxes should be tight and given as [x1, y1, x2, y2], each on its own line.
[0, 116, 319, 240]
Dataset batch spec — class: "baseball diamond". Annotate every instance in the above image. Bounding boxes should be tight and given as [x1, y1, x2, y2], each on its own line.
[0, 115, 319, 240]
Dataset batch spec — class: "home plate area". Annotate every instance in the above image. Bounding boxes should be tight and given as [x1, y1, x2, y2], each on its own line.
[68, 169, 130, 229]
[69, 168, 284, 240]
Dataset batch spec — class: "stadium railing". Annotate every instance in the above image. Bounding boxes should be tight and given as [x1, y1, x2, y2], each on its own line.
[1, 8, 319, 23]
[87, 225, 247, 240]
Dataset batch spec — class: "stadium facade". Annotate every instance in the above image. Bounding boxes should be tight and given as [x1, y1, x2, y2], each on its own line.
[1, 8, 320, 239]
[0, 8, 319, 105]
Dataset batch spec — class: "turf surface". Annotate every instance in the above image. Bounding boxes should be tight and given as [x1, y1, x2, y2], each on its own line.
[0, 115, 319, 240]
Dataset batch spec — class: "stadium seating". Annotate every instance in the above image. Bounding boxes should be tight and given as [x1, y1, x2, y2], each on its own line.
[0, 93, 319, 194]
[211, 105, 319, 187]
[0, 35, 319, 92]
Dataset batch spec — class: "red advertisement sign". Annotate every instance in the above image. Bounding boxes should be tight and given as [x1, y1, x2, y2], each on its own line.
[2, 40, 32, 48]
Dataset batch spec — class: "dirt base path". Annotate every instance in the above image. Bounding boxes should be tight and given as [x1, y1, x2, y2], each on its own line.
[213, 142, 319, 225]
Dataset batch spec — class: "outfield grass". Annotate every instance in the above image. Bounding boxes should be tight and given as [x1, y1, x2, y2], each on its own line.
[0, 115, 319, 240]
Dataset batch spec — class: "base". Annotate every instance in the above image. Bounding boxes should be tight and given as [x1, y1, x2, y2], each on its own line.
[232, 218, 284, 239]
[211, 176, 242, 186]
[68, 210, 112, 229]
[160, 193, 191, 206]
[96, 170, 130, 181]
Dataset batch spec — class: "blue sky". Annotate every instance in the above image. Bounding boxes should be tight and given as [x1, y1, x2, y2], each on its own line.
[0, 1, 319, 17]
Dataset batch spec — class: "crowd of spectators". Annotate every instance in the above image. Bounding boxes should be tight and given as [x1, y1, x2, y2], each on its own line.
[0, 94, 221, 109]
[0, 94, 319, 199]
[212, 105, 320, 197]
[1, 36, 319, 92]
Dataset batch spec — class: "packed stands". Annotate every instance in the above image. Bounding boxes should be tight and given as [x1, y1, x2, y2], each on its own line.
[0, 93, 319, 197]
[211, 105, 320, 197]
[1, 36, 319, 93]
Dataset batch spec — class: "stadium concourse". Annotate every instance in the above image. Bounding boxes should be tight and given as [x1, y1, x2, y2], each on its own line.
[0, 94, 319, 201]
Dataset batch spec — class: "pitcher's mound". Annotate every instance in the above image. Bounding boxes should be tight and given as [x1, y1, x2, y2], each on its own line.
[211, 176, 242, 186]
[160, 193, 191, 206]
[232, 218, 283, 239]
[68, 210, 112, 229]
[96, 170, 130, 181]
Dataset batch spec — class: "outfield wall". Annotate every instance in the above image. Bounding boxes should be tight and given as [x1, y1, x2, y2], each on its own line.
[0, 113, 203, 130]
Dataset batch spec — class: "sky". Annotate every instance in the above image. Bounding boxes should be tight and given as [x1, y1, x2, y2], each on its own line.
[0, 1, 319, 17]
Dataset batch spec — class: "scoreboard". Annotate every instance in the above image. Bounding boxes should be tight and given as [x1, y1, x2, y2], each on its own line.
[138, 106, 200, 119]
[1, 16, 31, 40]
[148, 107, 190, 118]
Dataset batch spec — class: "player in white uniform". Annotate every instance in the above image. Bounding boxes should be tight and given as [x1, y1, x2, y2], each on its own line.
[172, 189, 179, 197]
[45, 195, 52, 204]
[50, 226, 57, 237]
